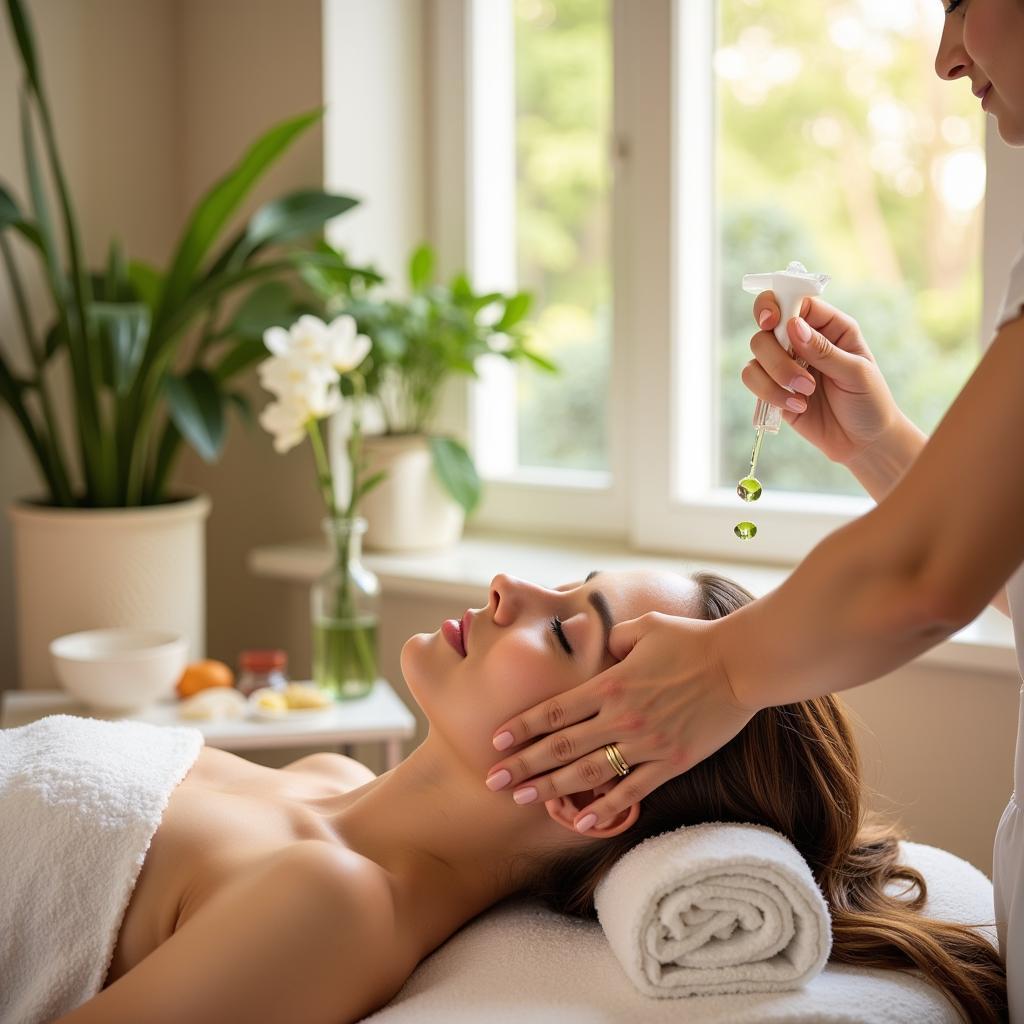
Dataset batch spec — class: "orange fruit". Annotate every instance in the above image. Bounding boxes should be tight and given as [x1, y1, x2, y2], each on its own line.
[176, 659, 235, 699]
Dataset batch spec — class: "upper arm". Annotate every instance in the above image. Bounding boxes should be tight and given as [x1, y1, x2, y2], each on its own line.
[54, 843, 403, 1024]
[878, 314, 1024, 625]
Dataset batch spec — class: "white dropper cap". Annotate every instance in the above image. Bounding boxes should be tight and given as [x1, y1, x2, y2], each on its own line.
[741, 261, 831, 433]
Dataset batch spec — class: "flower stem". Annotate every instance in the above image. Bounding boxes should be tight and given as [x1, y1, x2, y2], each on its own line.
[306, 418, 338, 520]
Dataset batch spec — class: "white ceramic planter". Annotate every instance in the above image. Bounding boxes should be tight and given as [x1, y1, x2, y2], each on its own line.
[359, 435, 465, 552]
[7, 494, 211, 690]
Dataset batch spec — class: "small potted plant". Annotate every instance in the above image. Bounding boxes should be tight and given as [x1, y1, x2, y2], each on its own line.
[304, 242, 555, 551]
[0, 0, 364, 687]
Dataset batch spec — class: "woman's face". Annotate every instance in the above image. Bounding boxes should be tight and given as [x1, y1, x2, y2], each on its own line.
[401, 568, 701, 770]
[935, 0, 1024, 145]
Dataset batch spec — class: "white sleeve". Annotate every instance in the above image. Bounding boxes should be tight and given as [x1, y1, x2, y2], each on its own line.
[997, 239, 1024, 331]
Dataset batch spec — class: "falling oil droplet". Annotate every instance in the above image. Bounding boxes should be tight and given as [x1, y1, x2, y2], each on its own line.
[734, 521, 758, 540]
[736, 476, 762, 502]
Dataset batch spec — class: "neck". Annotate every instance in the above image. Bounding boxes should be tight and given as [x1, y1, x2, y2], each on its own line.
[314, 735, 565, 961]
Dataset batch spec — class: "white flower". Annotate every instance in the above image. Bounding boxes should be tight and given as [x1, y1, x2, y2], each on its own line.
[258, 355, 337, 402]
[262, 314, 370, 375]
[323, 314, 372, 373]
[258, 396, 308, 454]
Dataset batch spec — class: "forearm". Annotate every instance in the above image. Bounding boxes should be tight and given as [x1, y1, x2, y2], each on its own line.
[844, 413, 927, 503]
[719, 319, 1024, 708]
[717, 509, 958, 708]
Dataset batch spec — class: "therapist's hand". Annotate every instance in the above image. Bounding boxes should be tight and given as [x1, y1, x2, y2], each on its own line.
[483, 612, 758, 833]
[744, 292, 902, 468]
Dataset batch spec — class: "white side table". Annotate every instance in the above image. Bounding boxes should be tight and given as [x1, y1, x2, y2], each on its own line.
[1, 679, 417, 770]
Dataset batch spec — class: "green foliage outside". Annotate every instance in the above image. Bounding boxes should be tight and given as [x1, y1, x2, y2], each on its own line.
[514, 0, 612, 471]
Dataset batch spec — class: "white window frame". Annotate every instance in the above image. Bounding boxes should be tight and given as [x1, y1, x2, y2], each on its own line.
[426, 0, 1021, 565]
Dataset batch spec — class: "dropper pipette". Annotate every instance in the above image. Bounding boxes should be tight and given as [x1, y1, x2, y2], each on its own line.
[738, 261, 831, 499]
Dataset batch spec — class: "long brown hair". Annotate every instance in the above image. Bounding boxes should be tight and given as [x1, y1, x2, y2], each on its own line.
[525, 571, 1006, 1022]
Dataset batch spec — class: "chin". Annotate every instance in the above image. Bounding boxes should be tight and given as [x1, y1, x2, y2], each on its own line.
[993, 108, 1024, 147]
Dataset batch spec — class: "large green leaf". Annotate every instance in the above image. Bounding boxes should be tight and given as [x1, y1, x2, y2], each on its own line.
[230, 280, 295, 339]
[128, 260, 163, 311]
[163, 368, 225, 463]
[89, 301, 150, 395]
[242, 190, 359, 259]
[4, 0, 41, 101]
[428, 434, 480, 515]
[20, 90, 64, 311]
[155, 108, 322, 327]
[205, 190, 360, 280]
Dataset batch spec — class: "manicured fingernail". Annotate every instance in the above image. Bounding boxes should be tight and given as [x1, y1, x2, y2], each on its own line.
[486, 769, 512, 791]
[758, 310, 772, 328]
[793, 317, 811, 342]
[576, 813, 598, 834]
[513, 786, 537, 805]
[786, 396, 807, 413]
[493, 731, 514, 751]
[790, 376, 814, 395]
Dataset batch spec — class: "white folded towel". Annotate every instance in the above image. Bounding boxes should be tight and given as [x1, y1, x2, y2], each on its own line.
[593, 821, 832, 998]
[0, 714, 204, 1024]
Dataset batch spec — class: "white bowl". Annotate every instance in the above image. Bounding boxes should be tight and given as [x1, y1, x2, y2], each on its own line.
[49, 628, 188, 712]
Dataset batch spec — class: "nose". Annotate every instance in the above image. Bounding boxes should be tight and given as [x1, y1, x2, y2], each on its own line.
[489, 573, 548, 626]
[934, 19, 970, 82]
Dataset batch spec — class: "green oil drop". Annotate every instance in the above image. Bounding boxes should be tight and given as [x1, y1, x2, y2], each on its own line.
[736, 476, 762, 502]
[734, 428, 765, 539]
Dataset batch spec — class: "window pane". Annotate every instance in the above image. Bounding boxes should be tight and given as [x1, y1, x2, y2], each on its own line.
[514, 0, 612, 472]
[715, 1, 983, 496]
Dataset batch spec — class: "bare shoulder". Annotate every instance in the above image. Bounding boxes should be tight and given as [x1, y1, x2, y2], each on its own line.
[54, 842, 407, 1024]
[282, 751, 377, 788]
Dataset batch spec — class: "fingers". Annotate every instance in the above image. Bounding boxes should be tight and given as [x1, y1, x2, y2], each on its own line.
[488, 678, 603, 754]
[745, 332, 815, 405]
[606, 611, 667, 663]
[786, 316, 869, 387]
[798, 296, 870, 357]
[485, 717, 605, 795]
[752, 291, 779, 332]
[571, 763, 670, 834]
[489, 737, 640, 812]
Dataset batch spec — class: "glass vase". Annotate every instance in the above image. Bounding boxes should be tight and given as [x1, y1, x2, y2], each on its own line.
[310, 515, 380, 700]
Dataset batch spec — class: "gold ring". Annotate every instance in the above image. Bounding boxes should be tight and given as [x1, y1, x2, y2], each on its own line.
[604, 742, 631, 777]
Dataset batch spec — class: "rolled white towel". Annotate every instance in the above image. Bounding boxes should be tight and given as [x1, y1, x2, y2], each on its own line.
[593, 821, 832, 998]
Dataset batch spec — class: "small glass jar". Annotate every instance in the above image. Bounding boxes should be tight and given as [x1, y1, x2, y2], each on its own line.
[236, 648, 289, 697]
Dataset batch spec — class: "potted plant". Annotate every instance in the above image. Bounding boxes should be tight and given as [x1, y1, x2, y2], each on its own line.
[0, 0, 365, 688]
[304, 241, 555, 551]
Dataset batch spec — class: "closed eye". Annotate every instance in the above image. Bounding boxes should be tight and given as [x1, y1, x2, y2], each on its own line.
[944, 0, 963, 13]
[549, 616, 573, 656]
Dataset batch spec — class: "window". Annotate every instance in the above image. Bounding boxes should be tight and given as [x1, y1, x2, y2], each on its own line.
[430, 0, 1001, 563]
[465, 0, 616, 492]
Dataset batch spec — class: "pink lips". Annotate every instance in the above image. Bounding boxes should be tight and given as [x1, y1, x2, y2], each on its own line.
[441, 610, 471, 657]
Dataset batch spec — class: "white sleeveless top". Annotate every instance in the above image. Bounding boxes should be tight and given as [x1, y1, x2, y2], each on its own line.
[990, 236, 1024, 1020]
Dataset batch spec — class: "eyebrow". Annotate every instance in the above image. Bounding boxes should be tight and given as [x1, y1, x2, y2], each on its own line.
[588, 589, 614, 665]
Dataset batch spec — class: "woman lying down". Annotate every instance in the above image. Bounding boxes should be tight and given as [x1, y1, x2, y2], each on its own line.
[32, 570, 1007, 1022]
